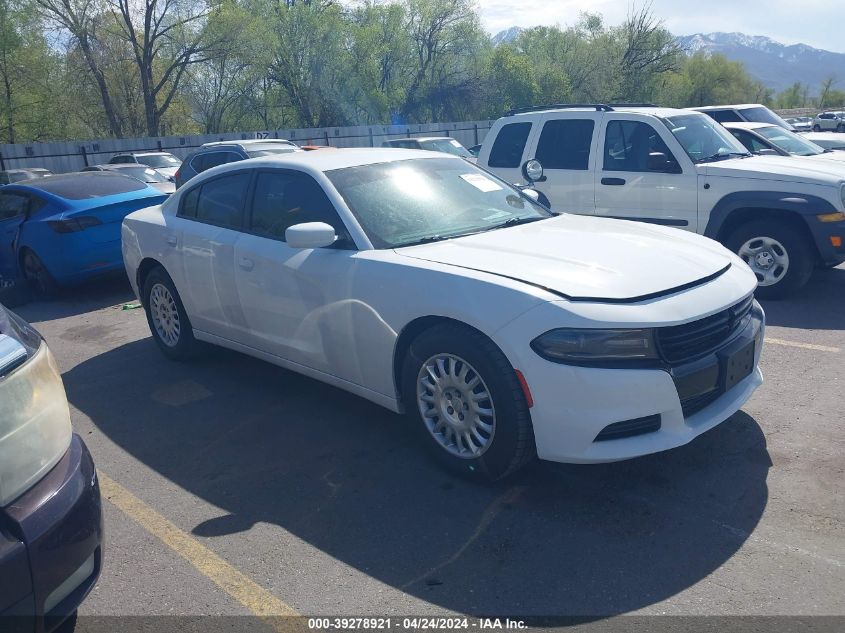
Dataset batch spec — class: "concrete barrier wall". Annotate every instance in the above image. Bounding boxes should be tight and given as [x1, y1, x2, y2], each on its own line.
[0, 121, 496, 174]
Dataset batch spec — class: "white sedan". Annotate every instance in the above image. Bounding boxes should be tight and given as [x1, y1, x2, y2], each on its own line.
[122, 149, 764, 480]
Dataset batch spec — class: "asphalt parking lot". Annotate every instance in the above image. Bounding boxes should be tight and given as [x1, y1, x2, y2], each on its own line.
[10, 264, 845, 622]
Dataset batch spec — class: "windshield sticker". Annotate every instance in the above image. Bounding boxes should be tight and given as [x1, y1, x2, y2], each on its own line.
[460, 173, 502, 192]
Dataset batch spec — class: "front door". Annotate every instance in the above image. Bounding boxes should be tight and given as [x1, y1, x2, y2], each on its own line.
[594, 116, 699, 231]
[233, 168, 358, 377]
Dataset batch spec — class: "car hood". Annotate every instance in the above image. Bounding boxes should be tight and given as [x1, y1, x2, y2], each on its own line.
[800, 152, 845, 164]
[395, 215, 735, 302]
[701, 154, 845, 186]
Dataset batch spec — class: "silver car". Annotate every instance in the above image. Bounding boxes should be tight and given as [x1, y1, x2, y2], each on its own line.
[812, 111, 845, 132]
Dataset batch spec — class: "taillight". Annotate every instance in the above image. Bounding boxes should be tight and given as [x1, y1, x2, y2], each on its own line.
[47, 216, 103, 233]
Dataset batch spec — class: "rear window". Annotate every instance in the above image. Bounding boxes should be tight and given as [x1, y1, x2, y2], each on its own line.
[244, 143, 299, 158]
[24, 173, 147, 199]
[535, 119, 594, 170]
[488, 122, 532, 168]
[708, 110, 744, 123]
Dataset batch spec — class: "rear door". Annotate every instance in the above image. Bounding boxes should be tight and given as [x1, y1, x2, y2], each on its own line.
[0, 192, 30, 283]
[594, 115, 699, 231]
[176, 170, 252, 339]
[527, 114, 600, 214]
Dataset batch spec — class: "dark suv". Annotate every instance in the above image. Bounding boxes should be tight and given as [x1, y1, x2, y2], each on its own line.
[175, 139, 301, 188]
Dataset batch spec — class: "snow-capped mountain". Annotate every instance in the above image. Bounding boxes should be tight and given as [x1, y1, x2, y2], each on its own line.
[676, 32, 845, 92]
[491, 27, 522, 46]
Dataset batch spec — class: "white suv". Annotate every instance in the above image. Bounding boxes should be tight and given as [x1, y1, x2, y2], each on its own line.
[477, 104, 845, 298]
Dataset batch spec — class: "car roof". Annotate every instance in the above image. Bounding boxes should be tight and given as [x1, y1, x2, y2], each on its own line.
[200, 139, 295, 149]
[693, 104, 765, 111]
[114, 151, 175, 157]
[207, 148, 451, 174]
[386, 137, 453, 142]
[507, 105, 690, 118]
[7, 172, 160, 201]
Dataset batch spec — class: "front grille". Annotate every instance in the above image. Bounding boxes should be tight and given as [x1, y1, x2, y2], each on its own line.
[680, 390, 721, 417]
[657, 295, 753, 364]
[594, 414, 662, 442]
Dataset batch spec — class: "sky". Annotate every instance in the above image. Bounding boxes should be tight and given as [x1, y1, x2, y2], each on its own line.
[477, 0, 843, 53]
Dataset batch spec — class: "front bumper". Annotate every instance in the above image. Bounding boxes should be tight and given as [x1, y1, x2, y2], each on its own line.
[513, 305, 765, 464]
[0, 434, 103, 633]
[805, 217, 845, 265]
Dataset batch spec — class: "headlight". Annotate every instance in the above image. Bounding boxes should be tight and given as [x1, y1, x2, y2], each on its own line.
[530, 328, 659, 365]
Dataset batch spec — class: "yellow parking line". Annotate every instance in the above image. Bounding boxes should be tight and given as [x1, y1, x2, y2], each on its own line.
[98, 472, 298, 624]
[765, 337, 840, 353]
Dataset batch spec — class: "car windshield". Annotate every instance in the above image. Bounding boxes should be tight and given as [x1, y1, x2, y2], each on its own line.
[116, 166, 169, 183]
[246, 145, 299, 158]
[660, 114, 750, 162]
[326, 157, 551, 248]
[741, 106, 794, 130]
[420, 139, 472, 158]
[138, 154, 181, 168]
[755, 126, 825, 156]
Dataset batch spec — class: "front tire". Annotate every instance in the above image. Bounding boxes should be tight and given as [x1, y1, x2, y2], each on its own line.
[401, 323, 535, 481]
[142, 266, 199, 360]
[838, 123, 845, 133]
[813, 124, 821, 132]
[725, 220, 815, 299]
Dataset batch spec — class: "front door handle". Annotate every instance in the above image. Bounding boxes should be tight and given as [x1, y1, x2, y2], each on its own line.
[601, 177, 626, 186]
[166, 235, 177, 246]
[239, 257, 254, 271]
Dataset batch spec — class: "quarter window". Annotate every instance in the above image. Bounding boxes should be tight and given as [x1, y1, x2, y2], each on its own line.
[535, 119, 594, 170]
[249, 171, 347, 243]
[193, 172, 250, 228]
[603, 120, 679, 172]
[488, 122, 532, 168]
[0, 194, 29, 220]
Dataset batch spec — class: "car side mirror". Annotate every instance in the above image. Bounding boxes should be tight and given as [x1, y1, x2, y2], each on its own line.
[648, 152, 681, 174]
[285, 222, 337, 249]
[521, 188, 541, 203]
[522, 159, 546, 184]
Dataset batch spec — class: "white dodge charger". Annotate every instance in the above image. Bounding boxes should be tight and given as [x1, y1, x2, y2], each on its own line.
[122, 148, 764, 480]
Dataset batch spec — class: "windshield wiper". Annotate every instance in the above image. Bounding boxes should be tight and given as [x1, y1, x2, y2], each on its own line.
[697, 151, 752, 163]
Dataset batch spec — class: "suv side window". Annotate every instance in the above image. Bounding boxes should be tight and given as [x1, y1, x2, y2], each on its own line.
[192, 172, 250, 229]
[488, 122, 532, 168]
[711, 110, 744, 123]
[192, 151, 240, 174]
[535, 119, 594, 170]
[248, 170, 350, 246]
[603, 120, 679, 172]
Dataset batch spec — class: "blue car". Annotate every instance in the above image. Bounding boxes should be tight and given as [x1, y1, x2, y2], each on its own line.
[0, 172, 168, 292]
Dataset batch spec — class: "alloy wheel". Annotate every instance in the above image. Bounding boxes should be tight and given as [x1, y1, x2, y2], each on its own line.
[149, 283, 181, 347]
[416, 353, 496, 458]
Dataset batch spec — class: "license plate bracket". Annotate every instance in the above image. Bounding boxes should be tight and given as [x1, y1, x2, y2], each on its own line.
[720, 339, 755, 392]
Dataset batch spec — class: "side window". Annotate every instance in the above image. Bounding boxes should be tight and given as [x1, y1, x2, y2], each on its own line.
[192, 152, 229, 174]
[488, 122, 532, 168]
[180, 186, 199, 218]
[535, 119, 594, 170]
[603, 120, 679, 173]
[731, 130, 769, 153]
[249, 171, 347, 244]
[0, 193, 29, 220]
[194, 172, 250, 229]
[711, 110, 743, 123]
[224, 151, 243, 164]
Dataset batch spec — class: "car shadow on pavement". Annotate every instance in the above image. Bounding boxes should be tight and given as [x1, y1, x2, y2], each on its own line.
[6, 276, 137, 321]
[64, 339, 771, 616]
[760, 265, 845, 330]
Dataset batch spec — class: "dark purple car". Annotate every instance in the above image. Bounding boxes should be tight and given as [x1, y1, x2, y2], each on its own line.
[0, 302, 103, 632]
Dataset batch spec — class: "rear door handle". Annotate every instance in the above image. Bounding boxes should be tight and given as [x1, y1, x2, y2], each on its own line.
[239, 257, 254, 271]
[166, 235, 177, 246]
[601, 177, 626, 186]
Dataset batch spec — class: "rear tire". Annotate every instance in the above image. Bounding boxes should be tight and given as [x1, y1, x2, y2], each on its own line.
[21, 249, 57, 297]
[813, 124, 821, 132]
[725, 220, 815, 299]
[142, 266, 199, 360]
[838, 123, 845, 133]
[401, 323, 536, 481]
